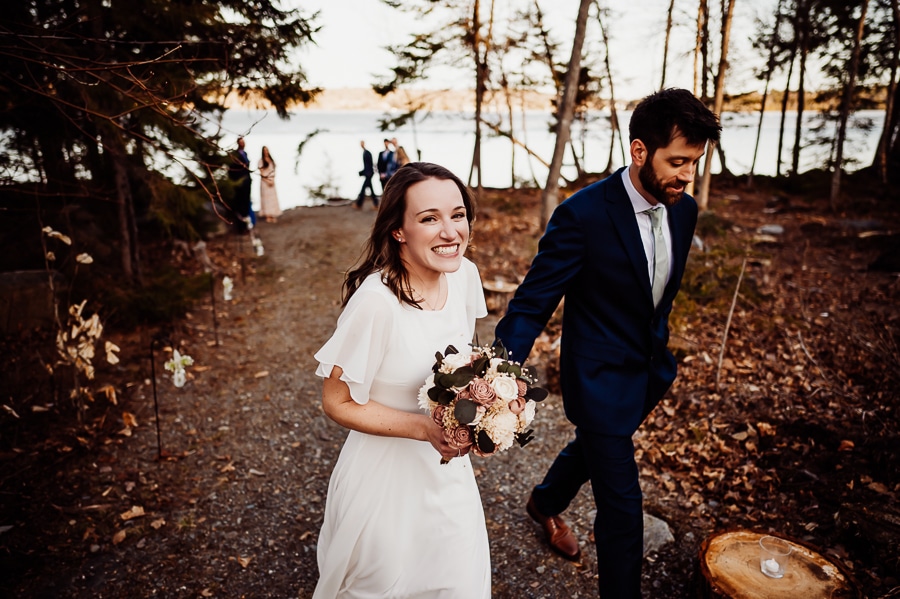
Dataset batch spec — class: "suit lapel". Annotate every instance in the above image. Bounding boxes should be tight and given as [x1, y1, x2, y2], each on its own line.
[605, 171, 654, 304]
[663, 202, 689, 303]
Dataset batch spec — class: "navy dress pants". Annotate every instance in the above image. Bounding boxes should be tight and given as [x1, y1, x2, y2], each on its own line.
[531, 429, 643, 599]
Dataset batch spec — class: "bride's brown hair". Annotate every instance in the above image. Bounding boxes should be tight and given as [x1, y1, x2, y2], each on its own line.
[343, 162, 476, 308]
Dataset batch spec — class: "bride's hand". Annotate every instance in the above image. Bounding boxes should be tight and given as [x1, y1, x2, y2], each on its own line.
[423, 416, 461, 462]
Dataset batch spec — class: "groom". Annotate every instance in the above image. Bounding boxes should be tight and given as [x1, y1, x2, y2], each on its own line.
[495, 88, 720, 598]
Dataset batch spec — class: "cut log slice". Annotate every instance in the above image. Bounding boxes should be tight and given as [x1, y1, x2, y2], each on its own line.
[698, 530, 861, 599]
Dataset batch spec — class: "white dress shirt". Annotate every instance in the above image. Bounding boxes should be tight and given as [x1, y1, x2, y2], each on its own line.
[621, 168, 673, 289]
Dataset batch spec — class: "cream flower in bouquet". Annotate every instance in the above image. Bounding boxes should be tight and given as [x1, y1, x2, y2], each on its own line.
[418, 340, 548, 463]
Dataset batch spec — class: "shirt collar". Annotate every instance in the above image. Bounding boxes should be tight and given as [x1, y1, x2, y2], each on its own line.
[621, 166, 658, 215]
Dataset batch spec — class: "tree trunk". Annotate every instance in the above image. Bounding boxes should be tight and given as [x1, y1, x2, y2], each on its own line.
[595, 1, 626, 174]
[829, 0, 869, 210]
[700, 0, 710, 103]
[105, 132, 141, 284]
[777, 46, 797, 178]
[696, 0, 736, 211]
[749, 0, 784, 188]
[874, 0, 900, 184]
[690, 0, 710, 197]
[501, 74, 516, 187]
[792, 2, 809, 176]
[541, 0, 592, 230]
[661, 0, 676, 88]
[468, 0, 493, 197]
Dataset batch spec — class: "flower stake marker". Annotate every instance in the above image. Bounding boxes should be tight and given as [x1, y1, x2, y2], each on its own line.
[149, 334, 194, 460]
[418, 340, 547, 464]
[208, 274, 220, 346]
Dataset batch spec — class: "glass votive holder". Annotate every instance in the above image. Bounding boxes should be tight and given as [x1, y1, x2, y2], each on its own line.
[759, 535, 792, 579]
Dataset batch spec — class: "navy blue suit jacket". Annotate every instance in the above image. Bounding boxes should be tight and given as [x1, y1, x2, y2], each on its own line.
[495, 167, 697, 436]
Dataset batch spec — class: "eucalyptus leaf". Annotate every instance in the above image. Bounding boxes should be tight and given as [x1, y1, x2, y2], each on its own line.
[524, 386, 549, 402]
[454, 398, 478, 424]
[446, 366, 476, 387]
[471, 356, 490, 376]
[435, 388, 456, 405]
[476, 429, 495, 454]
[491, 338, 509, 360]
[515, 429, 535, 447]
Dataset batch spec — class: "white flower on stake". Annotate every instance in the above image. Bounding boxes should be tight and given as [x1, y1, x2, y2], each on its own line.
[164, 349, 194, 388]
[222, 276, 234, 301]
[76, 253, 94, 264]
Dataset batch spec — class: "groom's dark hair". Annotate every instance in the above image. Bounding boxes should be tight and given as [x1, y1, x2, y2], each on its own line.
[629, 88, 721, 157]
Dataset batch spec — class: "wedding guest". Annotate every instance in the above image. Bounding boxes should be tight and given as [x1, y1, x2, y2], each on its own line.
[312, 162, 490, 598]
[355, 140, 377, 210]
[258, 146, 282, 223]
[227, 136, 253, 233]
[495, 88, 721, 598]
[376, 138, 395, 193]
[392, 137, 411, 168]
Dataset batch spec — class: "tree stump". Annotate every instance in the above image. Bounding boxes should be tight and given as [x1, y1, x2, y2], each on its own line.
[698, 530, 861, 599]
[482, 279, 518, 314]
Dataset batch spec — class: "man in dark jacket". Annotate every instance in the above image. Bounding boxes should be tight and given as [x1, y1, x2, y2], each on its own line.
[495, 88, 720, 598]
[356, 140, 377, 210]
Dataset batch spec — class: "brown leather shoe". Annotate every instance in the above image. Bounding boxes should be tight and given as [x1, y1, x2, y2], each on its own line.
[526, 495, 581, 561]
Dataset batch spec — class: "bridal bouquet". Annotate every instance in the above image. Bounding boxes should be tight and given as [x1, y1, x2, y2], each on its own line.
[418, 341, 547, 463]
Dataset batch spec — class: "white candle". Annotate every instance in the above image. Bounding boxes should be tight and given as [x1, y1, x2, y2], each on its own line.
[763, 557, 781, 574]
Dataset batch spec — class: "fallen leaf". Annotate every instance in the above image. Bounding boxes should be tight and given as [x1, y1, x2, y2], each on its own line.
[237, 556, 252, 568]
[248, 468, 265, 476]
[838, 439, 854, 451]
[112, 529, 127, 545]
[253, 370, 269, 378]
[150, 518, 166, 530]
[120, 506, 145, 521]
[201, 589, 213, 598]
[194, 365, 211, 372]
[868, 481, 890, 494]
[220, 462, 236, 473]
[122, 412, 138, 428]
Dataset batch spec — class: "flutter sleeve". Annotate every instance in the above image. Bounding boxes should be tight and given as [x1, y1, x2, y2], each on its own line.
[314, 288, 393, 404]
[464, 259, 488, 334]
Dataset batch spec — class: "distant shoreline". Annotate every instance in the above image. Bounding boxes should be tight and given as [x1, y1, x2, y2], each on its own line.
[221, 87, 887, 114]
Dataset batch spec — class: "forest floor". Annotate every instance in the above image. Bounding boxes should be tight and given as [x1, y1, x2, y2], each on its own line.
[1, 175, 899, 598]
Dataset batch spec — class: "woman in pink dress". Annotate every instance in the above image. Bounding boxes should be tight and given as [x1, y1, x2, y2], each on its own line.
[258, 146, 281, 222]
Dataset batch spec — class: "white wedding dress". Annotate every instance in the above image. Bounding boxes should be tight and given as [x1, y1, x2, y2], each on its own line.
[312, 258, 491, 599]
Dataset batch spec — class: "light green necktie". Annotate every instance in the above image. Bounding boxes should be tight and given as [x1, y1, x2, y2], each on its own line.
[646, 206, 669, 307]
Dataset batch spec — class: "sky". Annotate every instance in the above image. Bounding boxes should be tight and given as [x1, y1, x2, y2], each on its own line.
[294, 0, 780, 102]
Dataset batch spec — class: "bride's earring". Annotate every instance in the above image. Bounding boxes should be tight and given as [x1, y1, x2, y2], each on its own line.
[394, 232, 404, 243]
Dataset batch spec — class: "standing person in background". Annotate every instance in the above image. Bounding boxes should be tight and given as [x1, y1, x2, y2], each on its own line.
[392, 137, 411, 169]
[228, 136, 253, 233]
[376, 138, 395, 194]
[494, 88, 720, 598]
[356, 140, 377, 210]
[258, 146, 282, 223]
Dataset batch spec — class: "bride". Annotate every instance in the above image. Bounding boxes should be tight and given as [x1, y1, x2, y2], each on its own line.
[312, 162, 491, 598]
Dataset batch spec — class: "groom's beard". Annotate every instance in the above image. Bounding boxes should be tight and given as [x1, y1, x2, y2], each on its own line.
[638, 160, 686, 207]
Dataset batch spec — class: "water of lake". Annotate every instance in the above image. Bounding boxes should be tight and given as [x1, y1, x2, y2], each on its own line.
[218, 109, 884, 211]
